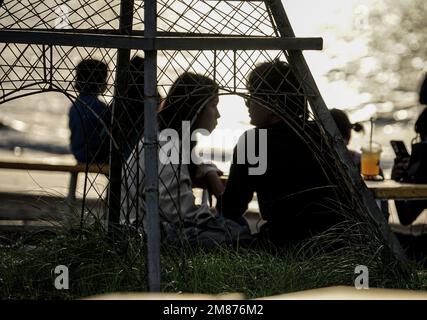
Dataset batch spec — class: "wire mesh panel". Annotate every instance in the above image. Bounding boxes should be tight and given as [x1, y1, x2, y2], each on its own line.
[0, 0, 121, 29]
[157, 0, 276, 36]
[0, 0, 407, 291]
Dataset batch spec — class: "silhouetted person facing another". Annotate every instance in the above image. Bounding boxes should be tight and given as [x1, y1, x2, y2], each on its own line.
[122, 72, 251, 247]
[69, 59, 110, 164]
[217, 60, 342, 247]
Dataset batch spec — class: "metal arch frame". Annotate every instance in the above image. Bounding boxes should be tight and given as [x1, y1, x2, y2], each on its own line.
[0, 30, 323, 51]
[0, 1, 325, 293]
[0, 0, 408, 292]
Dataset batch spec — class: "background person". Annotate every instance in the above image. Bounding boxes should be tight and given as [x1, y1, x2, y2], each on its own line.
[392, 106, 427, 225]
[68, 59, 110, 164]
[330, 108, 364, 168]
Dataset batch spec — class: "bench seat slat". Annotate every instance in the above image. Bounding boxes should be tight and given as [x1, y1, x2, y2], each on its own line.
[0, 161, 109, 174]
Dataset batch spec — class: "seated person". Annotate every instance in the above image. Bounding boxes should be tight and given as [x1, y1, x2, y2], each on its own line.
[390, 76, 427, 260]
[330, 109, 364, 168]
[392, 106, 427, 225]
[121, 72, 251, 247]
[329, 109, 384, 178]
[68, 59, 110, 164]
[217, 60, 342, 247]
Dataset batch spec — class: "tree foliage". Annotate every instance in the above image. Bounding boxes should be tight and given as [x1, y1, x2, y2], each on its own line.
[338, 0, 427, 111]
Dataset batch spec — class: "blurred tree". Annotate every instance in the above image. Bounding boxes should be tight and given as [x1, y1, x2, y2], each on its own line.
[333, 0, 427, 111]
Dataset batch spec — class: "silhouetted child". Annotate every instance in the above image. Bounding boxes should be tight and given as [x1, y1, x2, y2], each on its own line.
[69, 59, 110, 164]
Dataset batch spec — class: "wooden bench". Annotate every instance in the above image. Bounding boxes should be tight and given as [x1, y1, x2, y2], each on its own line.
[0, 160, 109, 225]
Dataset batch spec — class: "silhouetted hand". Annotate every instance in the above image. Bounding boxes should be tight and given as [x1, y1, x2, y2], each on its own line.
[192, 163, 224, 197]
[391, 157, 410, 181]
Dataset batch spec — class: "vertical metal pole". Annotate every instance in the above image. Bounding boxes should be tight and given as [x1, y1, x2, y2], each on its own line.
[144, 0, 161, 292]
[233, 50, 237, 92]
[65, 172, 78, 226]
[267, 0, 407, 264]
[108, 0, 134, 228]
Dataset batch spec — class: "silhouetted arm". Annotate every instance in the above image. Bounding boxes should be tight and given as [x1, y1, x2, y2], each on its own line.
[216, 146, 255, 222]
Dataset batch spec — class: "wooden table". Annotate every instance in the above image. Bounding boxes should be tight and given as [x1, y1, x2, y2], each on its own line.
[365, 179, 427, 219]
[219, 177, 427, 219]
[365, 180, 427, 200]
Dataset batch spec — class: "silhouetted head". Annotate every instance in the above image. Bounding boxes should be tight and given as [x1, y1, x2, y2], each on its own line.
[330, 109, 364, 145]
[75, 59, 108, 95]
[159, 72, 219, 134]
[246, 60, 306, 127]
[419, 74, 427, 105]
[415, 107, 427, 141]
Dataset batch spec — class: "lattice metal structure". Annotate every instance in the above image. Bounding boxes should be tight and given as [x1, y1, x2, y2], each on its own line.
[0, 0, 406, 291]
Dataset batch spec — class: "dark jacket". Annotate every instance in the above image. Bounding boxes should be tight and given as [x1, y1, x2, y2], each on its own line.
[69, 93, 110, 164]
[392, 141, 427, 225]
[217, 121, 341, 245]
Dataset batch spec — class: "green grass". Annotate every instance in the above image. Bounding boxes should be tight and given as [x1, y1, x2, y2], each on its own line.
[0, 220, 425, 299]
